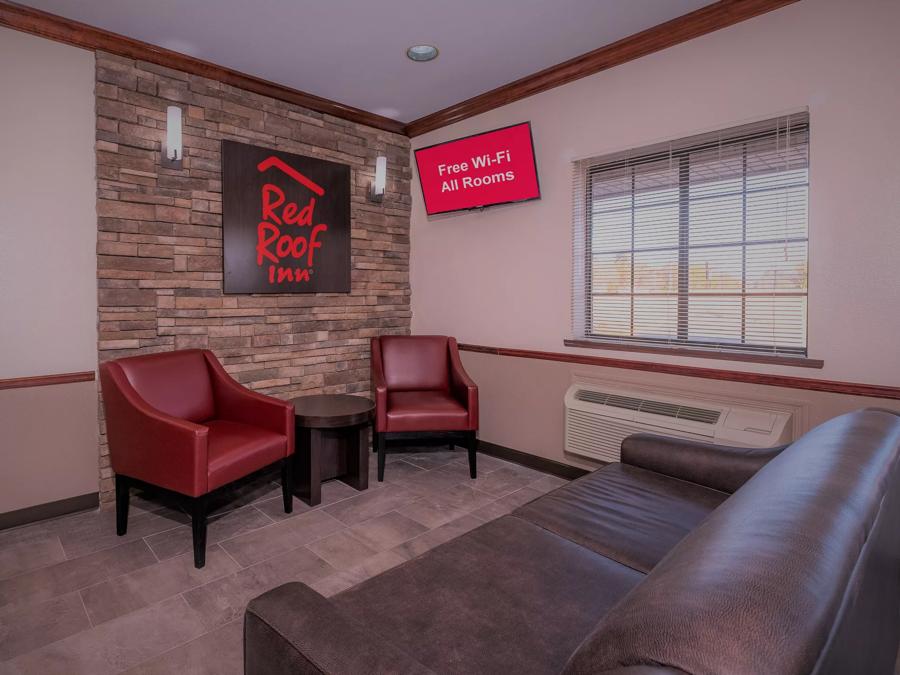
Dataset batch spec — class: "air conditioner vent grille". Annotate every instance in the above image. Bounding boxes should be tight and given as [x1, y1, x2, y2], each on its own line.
[573, 389, 607, 405]
[573, 389, 721, 425]
[677, 406, 722, 425]
[606, 394, 642, 410]
[639, 400, 675, 417]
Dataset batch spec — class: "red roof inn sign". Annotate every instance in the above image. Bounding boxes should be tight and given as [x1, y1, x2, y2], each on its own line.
[223, 140, 351, 293]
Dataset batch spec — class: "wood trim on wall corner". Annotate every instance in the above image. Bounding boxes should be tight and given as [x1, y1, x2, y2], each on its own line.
[0, 0, 406, 135]
[404, 0, 800, 137]
[0, 371, 96, 391]
[459, 343, 900, 401]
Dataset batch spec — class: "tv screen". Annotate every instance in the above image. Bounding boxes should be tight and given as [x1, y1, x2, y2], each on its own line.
[414, 122, 540, 215]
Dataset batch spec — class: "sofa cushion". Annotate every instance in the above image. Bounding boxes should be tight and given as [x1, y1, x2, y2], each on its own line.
[206, 420, 287, 491]
[331, 515, 643, 675]
[515, 463, 728, 573]
[386, 390, 469, 432]
[563, 409, 900, 675]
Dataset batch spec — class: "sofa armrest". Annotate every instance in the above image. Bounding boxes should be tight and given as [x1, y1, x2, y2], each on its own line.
[245, 583, 435, 675]
[100, 362, 209, 496]
[371, 338, 388, 433]
[447, 338, 478, 430]
[203, 351, 294, 455]
[620, 433, 788, 493]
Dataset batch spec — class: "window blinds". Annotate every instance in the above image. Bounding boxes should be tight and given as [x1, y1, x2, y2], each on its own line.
[571, 112, 809, 356]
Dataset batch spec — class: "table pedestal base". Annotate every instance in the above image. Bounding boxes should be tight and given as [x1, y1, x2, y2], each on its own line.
[295, 423, 369, 506]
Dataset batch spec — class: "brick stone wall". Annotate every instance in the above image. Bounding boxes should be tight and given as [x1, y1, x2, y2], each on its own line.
[94, 52, 411, 503]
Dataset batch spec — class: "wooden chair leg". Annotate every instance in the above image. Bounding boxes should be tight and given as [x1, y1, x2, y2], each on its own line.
[466, 432, 477, 479]
[281, 458, 294, 514]
[376, 432, 386, 482]
[115, 474, 130, 536]
[191, 495, 208, 569]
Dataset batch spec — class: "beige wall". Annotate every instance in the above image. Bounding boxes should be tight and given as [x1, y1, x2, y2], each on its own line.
[0, 28, 98, 513]
[0, 27, 97, 378]
[1, 382, 99, 513]
[409, 0, 900, 464]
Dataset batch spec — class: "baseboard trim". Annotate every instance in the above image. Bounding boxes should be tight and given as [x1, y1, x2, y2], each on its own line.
[477, 440, 590, 480]
[0, 492, 99, 531]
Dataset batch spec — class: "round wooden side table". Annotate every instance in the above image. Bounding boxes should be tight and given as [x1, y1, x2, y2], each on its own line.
[290, 394, 374, 506]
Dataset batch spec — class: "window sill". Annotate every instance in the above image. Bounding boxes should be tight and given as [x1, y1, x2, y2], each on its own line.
[563, 338, 824, 369]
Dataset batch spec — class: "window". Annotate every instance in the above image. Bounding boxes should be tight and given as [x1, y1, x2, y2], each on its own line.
[571, 113, 809, 358]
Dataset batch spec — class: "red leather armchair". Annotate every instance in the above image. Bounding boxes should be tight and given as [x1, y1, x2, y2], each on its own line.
[100, 349, 295, 568]
[371, 336, 478, 482]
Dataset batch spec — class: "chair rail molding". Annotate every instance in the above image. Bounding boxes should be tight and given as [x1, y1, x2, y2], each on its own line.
[458, 343, 900, 401]
[0, 370, 95, 391]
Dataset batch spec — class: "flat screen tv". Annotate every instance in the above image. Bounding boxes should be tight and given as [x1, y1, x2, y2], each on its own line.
[414, 122, 540, 215]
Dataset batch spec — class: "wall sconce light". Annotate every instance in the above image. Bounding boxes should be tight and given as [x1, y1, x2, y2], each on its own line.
[370, 155, 387, 202]
[162, 105, 183, 169]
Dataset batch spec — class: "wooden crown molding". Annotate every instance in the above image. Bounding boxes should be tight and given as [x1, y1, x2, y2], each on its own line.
[404, 0, 800, 137]
[0, 0, 406, 135]
[3, 0, 799, 139]
[0, 370, 96, 391]
[459, 343, 900, 401]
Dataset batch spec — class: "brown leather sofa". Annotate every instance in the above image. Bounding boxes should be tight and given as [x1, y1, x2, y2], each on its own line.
[243, 408, 900, 674]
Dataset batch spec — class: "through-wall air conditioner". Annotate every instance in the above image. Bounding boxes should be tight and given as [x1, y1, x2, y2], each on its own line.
[564, 383, 793, 464]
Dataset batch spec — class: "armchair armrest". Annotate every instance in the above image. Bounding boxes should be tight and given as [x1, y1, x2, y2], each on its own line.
[202, 351, 294, 455]
[100, 362, 209, 496]
[447, 338, 478, 430]
[620, 433, 788, 494]
[371, 338, 388, 433]
[245, 583, 435, 675]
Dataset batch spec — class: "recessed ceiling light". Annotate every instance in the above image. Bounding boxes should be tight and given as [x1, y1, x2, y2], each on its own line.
[406, 45, 439, 62]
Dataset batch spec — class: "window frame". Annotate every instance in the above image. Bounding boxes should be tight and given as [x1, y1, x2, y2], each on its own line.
[576, 119, 812, 362]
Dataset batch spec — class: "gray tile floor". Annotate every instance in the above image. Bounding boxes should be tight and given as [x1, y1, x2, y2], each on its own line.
[0, 449, 567, 675]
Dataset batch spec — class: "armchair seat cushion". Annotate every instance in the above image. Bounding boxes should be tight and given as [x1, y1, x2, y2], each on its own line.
[206, 420, 287, 491]
[385, 391, 469, 432]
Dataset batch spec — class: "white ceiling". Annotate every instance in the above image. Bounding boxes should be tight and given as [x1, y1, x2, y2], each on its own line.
[20, 0, 716, 122]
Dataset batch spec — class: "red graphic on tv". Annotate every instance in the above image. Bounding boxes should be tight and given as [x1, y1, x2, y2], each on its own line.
[255, 157, 328, 284]
[414, 122, 540, 215]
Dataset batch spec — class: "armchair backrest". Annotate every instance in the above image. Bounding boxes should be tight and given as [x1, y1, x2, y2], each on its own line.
[111, 349, 215, 422]
[378, 335, 450, 392]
